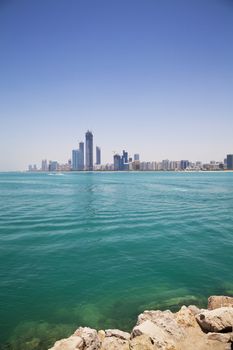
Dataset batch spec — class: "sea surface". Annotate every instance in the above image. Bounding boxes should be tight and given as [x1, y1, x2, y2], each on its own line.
[0, 171, 233, 349]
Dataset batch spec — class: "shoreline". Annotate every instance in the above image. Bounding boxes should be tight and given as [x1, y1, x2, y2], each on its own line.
[49, 295, 233, 350]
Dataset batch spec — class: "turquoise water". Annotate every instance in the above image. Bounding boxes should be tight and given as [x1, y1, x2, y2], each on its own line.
[0, 171, 233, 349]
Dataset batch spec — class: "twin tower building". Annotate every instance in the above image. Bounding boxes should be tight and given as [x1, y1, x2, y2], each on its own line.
[72, 131, 101, 171]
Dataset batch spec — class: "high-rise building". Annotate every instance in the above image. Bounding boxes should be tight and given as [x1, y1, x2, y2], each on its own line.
[227, 154, 233, 170]
[72, 149, 80, 170]
[96, 146, 101, 165]
[41, 159, 48, 171]
[180, 160, 189, 170]
[78, 142, 84, 170]
[72, 143, 84, 171]
[85, 131, 93, 171]
[114, 154, 121, 171]
[122, 150, 128, 164]
[134, 154, 140, 161]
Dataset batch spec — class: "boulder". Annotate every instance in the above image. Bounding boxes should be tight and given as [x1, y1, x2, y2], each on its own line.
[129, 334, 158, 350]
[207, 332, 232, 343]
[48, 335, 84, 350]
[175, 306, 198, 328]
[196, 307, 233, 332]
[105, 329, 130, 340]
[74, 327, 100, 350]
[188, 305, 202, 316]
[136, 310, 185, 339]
[100, 336, 129, 350]
[208, 296, 233, 310]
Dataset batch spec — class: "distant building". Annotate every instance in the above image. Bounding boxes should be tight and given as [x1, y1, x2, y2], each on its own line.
[134, 154, 140, 161]
[122, 150, 128, 164]
[72, 149, 80, 170]
[85, 131, 93, 171]
[96, 146, 101, 165]
[114, 154, 122, 171]
[227, 154, 233, 170]
[79, 142, 84, 170]
[180, 160, 189, 170]
[41, 159, 48, 171]
[49, 161, 58, 172]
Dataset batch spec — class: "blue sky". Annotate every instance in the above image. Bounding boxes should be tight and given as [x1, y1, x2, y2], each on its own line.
[0, 0, 232, 170]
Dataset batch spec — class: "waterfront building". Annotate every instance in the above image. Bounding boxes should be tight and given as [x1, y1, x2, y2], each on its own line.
[85, 131, 93, 171]
[96, 146, 101, 165]
[134, 154, 140, 161]
[227, 154, 233, 170]
[162, 159, 170, 171]
[132, 160, 140, 171]
[122, 150, 128, 164]
[72, 149, 80, 170]
[180, 160, 189, 170]
[114, 154, 121, 171]
[41, 159, 48, 171]
[49, 161, 58, 172]
[78, 142, 84, 170]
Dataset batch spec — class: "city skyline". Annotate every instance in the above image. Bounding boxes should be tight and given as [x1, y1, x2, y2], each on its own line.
[0, 0, 233, 171]
[27, 129, 233, 171]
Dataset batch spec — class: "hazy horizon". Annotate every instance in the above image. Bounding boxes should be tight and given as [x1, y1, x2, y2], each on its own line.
[0, 0, 233, 171]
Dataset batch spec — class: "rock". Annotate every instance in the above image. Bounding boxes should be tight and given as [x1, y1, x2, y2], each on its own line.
[188, 305, 202, 316]
[48, 335, 84, 350]
[97, 330, 105, 343]
[100, 336, 129, 350]
[136, 310, 185, 339]
[132, 319, 177, 349]
[105, 329, 130, 340]
[74, 327, 100, 350]
[196, 307, 233, 332]
[129, 334, 157, 350]
[175, 306, 198, 328]
[208, 296, 233, 310]
[207, 332, 232, 343]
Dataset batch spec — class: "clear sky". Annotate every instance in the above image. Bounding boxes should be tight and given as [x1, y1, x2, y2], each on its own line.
[0, 0, 233, 170]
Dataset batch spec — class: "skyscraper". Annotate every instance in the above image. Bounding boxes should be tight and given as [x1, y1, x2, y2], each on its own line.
[85, 131, 93, 171]
[72, 149, 80, 170]
[79, 142, 84, 170]
[134, 154, 140, 161]
[114, 154, 121, 171]
[96, 146, 101, 165]
[72, 142, 85, 171]
[41, 159, 48, 171]
[122, 150, 128, 164]
[227, 154, 233, 170]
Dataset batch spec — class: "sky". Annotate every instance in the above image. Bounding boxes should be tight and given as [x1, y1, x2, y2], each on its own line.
[0, 0, 233, 170]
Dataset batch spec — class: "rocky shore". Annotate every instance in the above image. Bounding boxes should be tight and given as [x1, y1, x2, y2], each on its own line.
[49, 295, 233, 350]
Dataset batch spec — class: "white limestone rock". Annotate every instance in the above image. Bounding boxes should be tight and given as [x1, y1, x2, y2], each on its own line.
[74, 327, 100, 350]
[196, 307, 233, 332]
[48, 335, 84, 350]
[105, 329, 130, 340]
[208, 296, 233, 310]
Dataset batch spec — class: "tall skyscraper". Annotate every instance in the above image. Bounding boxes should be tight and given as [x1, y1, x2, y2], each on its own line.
[85, 130, 93, 171]
[114, 154, 121, 171]
[227, 154, 233, 170]
[72, 149, 80, 170]
[134, 154, 140, 161]
[72, 142, 85, 171]
[79, 142, 84, 170]
[122, 150, 128, 164]
[96, 146, 101, 165]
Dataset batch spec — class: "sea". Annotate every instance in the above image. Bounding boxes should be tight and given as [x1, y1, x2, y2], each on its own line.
[0, 171, 232, 349]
